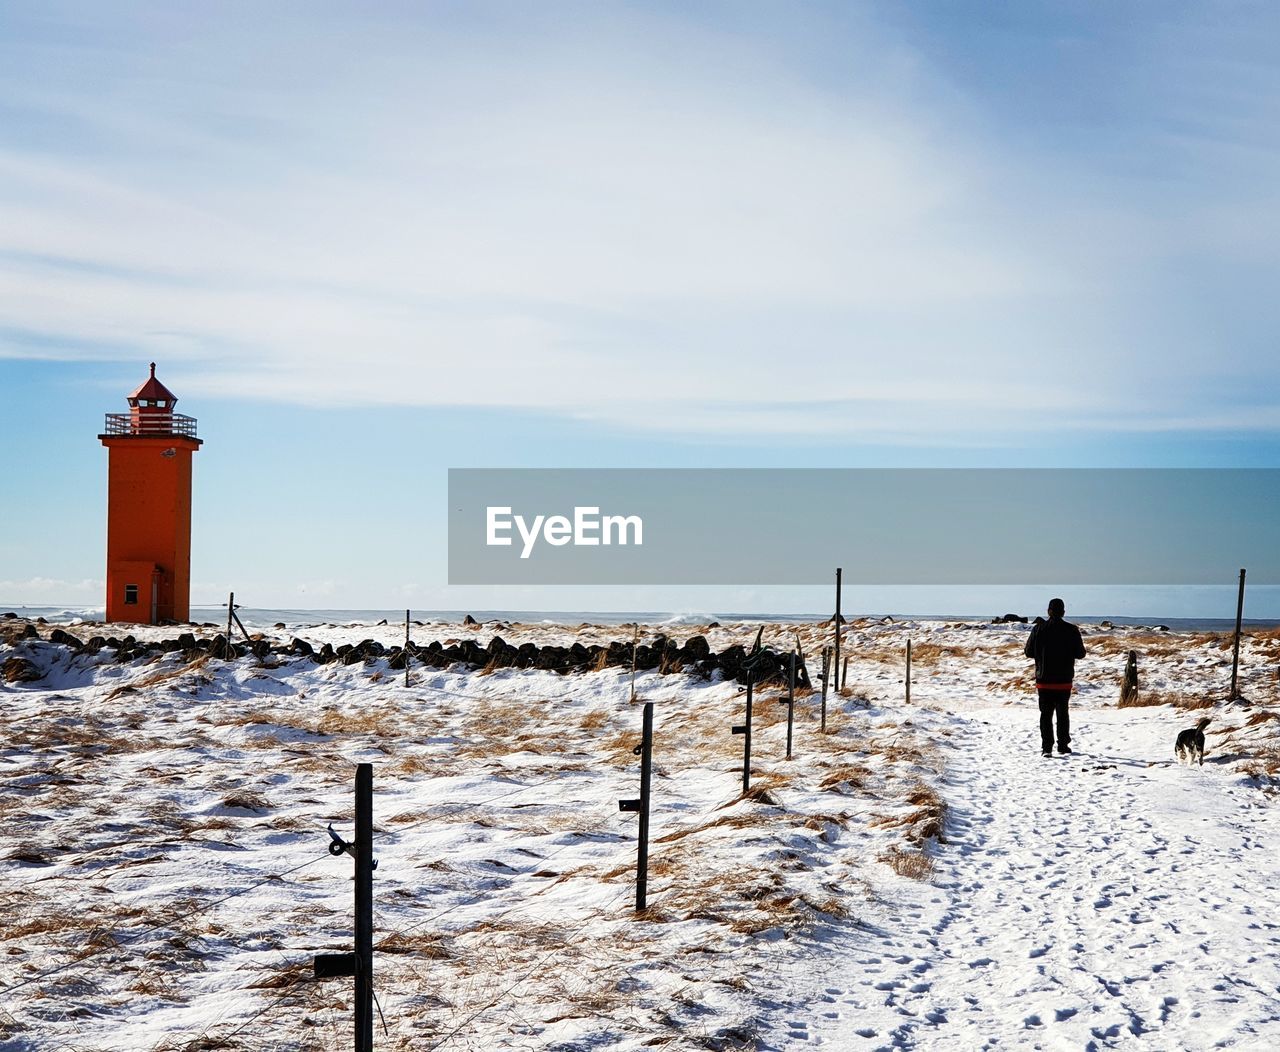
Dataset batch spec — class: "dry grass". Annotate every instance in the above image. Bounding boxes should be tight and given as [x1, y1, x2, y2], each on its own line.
[220, 790, 269, 812]
[907, 642, 970, 666]
[103, 655, 210, 701]
[1239, 747, 1280, 781]
[1118, 689, 1167, 708]
[579, 709, 609, 731]
[375, 931, 453, 959]
[1117, 688, 1214, 710]
[818, 764, 874, 792]
[878, 846, 935, 881]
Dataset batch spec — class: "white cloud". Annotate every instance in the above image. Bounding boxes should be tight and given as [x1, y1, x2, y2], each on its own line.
[1, 4, 1276, 440]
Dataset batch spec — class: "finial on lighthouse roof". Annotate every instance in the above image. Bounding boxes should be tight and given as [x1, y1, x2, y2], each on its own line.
[150, 362, 156, 378]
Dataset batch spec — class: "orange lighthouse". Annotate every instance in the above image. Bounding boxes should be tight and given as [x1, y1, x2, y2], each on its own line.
[99, 363, 202, 624]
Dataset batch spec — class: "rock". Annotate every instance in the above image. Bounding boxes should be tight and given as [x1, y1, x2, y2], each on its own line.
[1100, 620, 1114, 629]
[86, 635, 107, 651]
[487, 635, 508, 656]
[20, 623, 37, 640]
[273, 622, 287, 630]
[35, 616, 47, 624]
[706, 621, 720, 629]
[2, 612, 15, 619]
[682, 634, 711, 661]
[316, 643, 336, 664]
[630, 645, 658, 671]
[462, 614, 478, 626]
[3, 656, 41, 683]
[49, 628, 83, 649]
[290, 637, 314, 657]
[177, 632, 197, 651]
[992, 613, 1027, 624]
[376, 619, 388, 626]
[208, 634, 234, 660]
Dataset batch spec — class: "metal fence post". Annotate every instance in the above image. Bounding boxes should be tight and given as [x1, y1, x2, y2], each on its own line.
[314, 764, 377, 1052]
[618, 702, 654, 912]
[732, 671, 754, 793]
[906, 638, 912, 705]
[832, 568, 842, 700]
[355, 763, 374, 1052]
[780, 652, 795, 760]
[1230, 568, 1246, 700]
[820, 646, 829, 733]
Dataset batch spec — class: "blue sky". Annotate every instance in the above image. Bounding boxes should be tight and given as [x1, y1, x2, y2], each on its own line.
[3, 2, 1279, 616]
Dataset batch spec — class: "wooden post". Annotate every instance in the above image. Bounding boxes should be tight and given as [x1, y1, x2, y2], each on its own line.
[1120, 650, 1139, 706]
[226, 591, 233, 645]
[354, 763, 374, 1052]
[1230, 568, 1246, 700]
[841, 655, 849, 691]
[906, 639, 911, 704]
[404, 608, 411, 688]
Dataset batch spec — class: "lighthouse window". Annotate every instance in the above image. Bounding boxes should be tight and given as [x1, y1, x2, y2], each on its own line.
[124, 584, 139, 605]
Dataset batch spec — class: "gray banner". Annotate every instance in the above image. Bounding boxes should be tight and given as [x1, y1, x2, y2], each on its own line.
[448, 469, 1280, 585]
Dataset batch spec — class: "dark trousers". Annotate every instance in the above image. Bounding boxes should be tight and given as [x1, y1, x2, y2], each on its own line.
[1037, 688, 1071, 751]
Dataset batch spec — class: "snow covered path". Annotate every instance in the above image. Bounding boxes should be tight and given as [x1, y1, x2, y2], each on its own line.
[776, 706, 1280, 1051]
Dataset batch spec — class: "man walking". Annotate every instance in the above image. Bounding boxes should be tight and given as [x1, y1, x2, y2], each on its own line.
[1024, 598, 1086, 757]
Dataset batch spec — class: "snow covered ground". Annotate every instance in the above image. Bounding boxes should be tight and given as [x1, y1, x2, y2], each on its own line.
[2, 615, 1278, 1050]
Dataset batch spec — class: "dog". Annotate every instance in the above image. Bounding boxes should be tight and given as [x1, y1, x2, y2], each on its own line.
[1174, 716, 1212, 766]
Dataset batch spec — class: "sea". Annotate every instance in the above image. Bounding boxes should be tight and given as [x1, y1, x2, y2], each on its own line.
[4, 605, 1279, 634]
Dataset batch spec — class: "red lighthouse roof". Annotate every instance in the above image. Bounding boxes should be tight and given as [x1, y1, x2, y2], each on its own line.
[128, 362, 178, 406]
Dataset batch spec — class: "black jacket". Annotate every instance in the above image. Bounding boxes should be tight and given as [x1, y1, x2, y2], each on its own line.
[1024, 617, 1085, 685]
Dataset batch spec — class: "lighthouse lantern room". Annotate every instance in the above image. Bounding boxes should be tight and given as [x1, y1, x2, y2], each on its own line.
[99, 363, 202, 624]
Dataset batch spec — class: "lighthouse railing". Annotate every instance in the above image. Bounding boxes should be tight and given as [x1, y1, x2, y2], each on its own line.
[102, 412, 199, 438]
